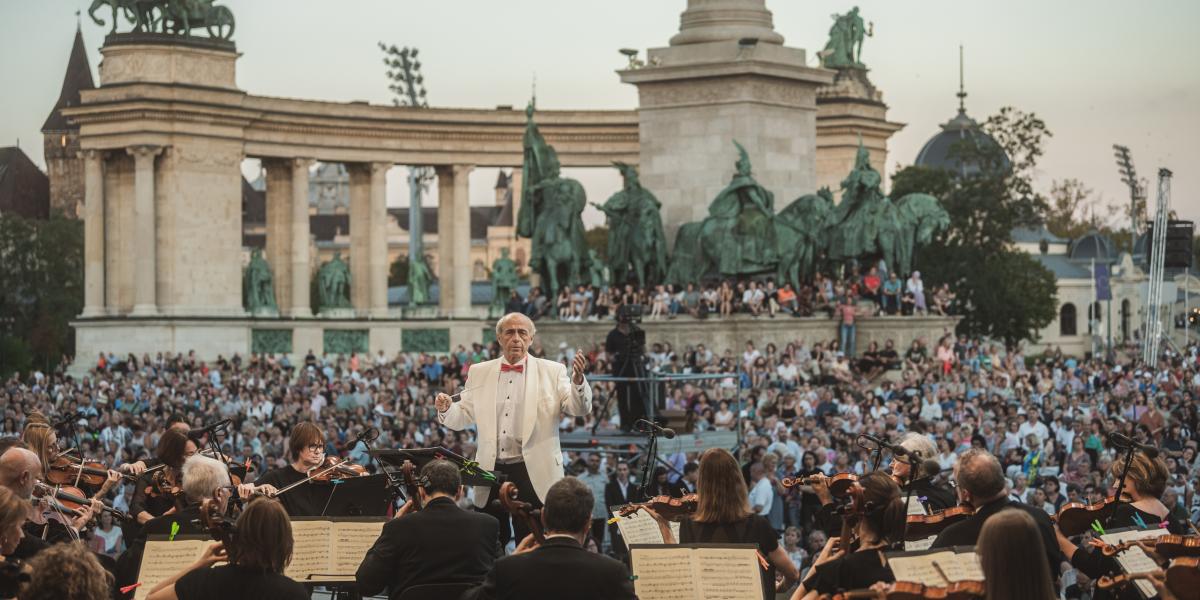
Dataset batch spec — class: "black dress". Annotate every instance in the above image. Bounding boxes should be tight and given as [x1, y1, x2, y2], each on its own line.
[806, 549, 894, 596]
[253, 465, 330, 517]
[679, 515, 779, 600]
[174, 564, 308, 600]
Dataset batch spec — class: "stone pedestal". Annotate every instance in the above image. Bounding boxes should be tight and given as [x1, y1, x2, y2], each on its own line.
[815, 68, 905, 194]
[99, 34, 238, 89]
[620, 0, 833, 246]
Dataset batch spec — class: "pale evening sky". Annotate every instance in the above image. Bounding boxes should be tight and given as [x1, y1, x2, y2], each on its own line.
[2, 0, 1197, 227]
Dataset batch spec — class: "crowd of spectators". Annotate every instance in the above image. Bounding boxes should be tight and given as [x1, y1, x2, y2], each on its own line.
[503, 264, 956, 323]
[2, 333, 1197, 591]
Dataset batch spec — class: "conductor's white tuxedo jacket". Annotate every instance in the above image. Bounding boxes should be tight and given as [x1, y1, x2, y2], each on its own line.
[439, 355, 592, 506]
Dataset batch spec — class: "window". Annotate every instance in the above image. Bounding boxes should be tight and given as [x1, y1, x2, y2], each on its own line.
[1060, 303, 1077, 337]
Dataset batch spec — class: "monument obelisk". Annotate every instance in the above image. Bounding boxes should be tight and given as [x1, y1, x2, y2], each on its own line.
[619, 0, 833, 245]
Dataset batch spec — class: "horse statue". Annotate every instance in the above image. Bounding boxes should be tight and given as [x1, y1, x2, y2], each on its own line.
[160, 0, 235, 39]
[88, 0, 157, 34]
[775, 187, 835, 291]
[885, 193, 949, 276]
[666, 222, 711, 288]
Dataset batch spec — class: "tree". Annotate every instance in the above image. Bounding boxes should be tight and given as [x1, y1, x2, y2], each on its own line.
[1043, 178, 1121, 240]
[891, 106, 1059, 343]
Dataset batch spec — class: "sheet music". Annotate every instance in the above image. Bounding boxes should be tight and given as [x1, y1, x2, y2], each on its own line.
[331, 520, 385, 579]
[695, 547, 762, 600]
[630, 544, 761, 600]
[612, 509, 681, 545]
[888, 548, 982, 587]
[905, 495, 928, 516]
[1100, 528, 1166, 598]
[284, 520, 332, 581]
[932, 551, 983, 583]
[135, 539, 208, 600]
[631, 546, 698, 600]
[904, 535, 937, 551]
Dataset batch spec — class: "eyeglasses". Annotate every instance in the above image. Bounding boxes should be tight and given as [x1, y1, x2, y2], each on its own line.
[306, 444, 326, 453]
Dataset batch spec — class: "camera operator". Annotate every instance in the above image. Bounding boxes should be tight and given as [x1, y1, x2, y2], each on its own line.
[606, 305, 648, 432]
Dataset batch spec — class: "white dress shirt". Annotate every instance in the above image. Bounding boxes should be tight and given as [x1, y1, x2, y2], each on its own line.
[496, 356, 527, 463]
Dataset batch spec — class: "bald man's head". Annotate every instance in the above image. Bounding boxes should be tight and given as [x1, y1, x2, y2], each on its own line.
[0, 447, 42, 500]
[955, 448, 1006, 503]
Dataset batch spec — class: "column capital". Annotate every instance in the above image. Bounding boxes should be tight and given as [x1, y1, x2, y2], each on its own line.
[292, 157, 316, 171]
[435, 164, 475, 178]
[126, 144, 164, 159]
[78, 149, 106, 161]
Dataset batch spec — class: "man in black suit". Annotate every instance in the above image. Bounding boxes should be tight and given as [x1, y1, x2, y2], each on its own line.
[356, 459, 500, 599]
[931, 448, 1064, 577]
[468, 477, 636, 600]
[603, 461, 638, 559]
[669, 462, 699, 497]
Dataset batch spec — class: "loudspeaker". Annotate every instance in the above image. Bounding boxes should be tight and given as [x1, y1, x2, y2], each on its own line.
[1148, 220, 1194, 269]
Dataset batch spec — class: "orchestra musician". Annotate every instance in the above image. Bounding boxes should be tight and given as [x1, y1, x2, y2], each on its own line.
[356, 459, 500, 599]
[145, 497, 308, 600]
[0, 486, 27, 561]
[435, 312, 592, 546]
[0, 446, 52, 560]
[252, 423, 337, 517]
[0, 445, 98, 548]
[129, 430, 196, 531]
[889, 432, 956, 511]
[466, 477, 635, 600]
[978, 509, 1056, 600]
[930, 448, 1064, 578]
[22, 419, 121, 501]
[643, 448, 800, 600]
[790, 472, 905, 600]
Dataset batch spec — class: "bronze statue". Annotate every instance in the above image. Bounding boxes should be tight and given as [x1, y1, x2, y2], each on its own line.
[488, 248, 519, 318]
[242, 249, 276, 312]
[407, 254, 432, 307]
[820, 6, 870, 69]
[592, 163, 667, 288]
[317, 252, 352, 310]
[88, 0, 235, 39]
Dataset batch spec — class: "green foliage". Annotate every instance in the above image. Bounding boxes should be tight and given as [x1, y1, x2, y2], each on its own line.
[584, 226, 609, 262]
[388, 254, 410, 287]
[892, 106, 1059, 343]
[0, 214, 84, 375]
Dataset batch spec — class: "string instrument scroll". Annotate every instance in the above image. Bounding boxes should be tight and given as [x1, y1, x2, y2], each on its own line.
[498, 481, 545, 545]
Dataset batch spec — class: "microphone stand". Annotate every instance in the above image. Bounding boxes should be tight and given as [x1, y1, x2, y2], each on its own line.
[635, 422, 658, 502]
[898, 450, 922, 548]
[1108, 443, 1137, 528]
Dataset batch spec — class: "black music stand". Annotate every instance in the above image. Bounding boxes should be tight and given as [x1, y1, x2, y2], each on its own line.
[369, 447, 501, 488]
[314, 473, 392, 517]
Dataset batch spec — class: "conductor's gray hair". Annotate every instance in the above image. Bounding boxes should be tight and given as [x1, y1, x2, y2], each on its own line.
[495, 312, 536, 338]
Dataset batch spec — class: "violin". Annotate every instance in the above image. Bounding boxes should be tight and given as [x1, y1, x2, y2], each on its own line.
[617, 494, 698, 522]
[1097, 556, 1200, 598]
[782, 472, 858, 497]
[400, 460, 424, 511]
[906, 506, 975, 541]
[143, 469, 184, 499]
[1099, 534, 1200, 559]
[1054, 495, 1119, 536]
[198, 496, 239, 563]
[309, 457, 368, 482]
[47, 456, 133, 487]
[34, 481, 130, 521]
[498, 481, 545, 545]
[823, 581, 984, 600]
[835, 484, 867, 553]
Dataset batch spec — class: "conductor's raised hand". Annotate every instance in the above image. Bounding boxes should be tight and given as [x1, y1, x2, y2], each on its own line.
[435, 392, 452, 413]
[572, 351, 588, 385]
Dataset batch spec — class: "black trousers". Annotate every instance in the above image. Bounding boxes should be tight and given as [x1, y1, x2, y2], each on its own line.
[615, 381, 645, 432]
[481, 460, 541, 548]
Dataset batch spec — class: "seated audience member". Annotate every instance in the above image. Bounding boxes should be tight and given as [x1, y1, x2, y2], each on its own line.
[356, 459, 500, 599]
[467, 477, 635, 600]
[18, 541, 111, 600]
[146, 498, 308, 600]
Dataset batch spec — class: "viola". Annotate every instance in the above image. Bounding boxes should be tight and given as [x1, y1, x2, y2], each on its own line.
[1054, 495, 1119, 537]
[906, 506, 975, 541]
[782, 472, 858, 497]
[198, 496, 238, 564]
[1099, 534, 1200, 559]
[498, 481, 545, 545]
[34, 481, 130, 521]
[617, 494, 698, 522]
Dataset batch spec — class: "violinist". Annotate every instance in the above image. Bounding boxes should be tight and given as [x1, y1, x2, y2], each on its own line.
[130, 430, 196, 529]
[642, 448, 799, 600]
[251, 423, 331, 516]
[0, 446, 98, 548]
[790, 472, 905, 600]
[145, 497, 308, 600]
[930, 449, 1063, 578]
[356, 459, 500, 600]
[978, 509, 1056, 600]
[889, 432, 956, 511]
[23, 420, 121, 501]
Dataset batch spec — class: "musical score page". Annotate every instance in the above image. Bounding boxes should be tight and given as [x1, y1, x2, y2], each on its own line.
[695, 547, 762, 600]
[1100, 528, 1168, 598]
[284, 520, 332, 581]
[330, 520, 385, 579]
[887, 548, 981, 586]
[612, 509, 682, 545]
[135, 538, 208, 600]
[631, 546, 698, 600]
[904, 535, 937, 551]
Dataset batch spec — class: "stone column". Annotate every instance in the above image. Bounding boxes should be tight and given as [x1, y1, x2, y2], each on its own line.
[263, 159, 294, 312]
[368, 162, 390, 317]
[290, 158, 315, 318]
[436, 164, 474, 317]
[348, 164, 371, 314]
[81, 150, 106, 317]
[127, 145, 163, 316]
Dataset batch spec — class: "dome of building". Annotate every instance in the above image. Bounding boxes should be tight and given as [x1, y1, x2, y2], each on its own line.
[913, 47, 1010, 177]
[1068, 231, 1117, 262]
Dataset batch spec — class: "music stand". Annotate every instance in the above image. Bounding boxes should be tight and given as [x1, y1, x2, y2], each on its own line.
[369, 447, 501, 488]
[314, 473, 392, 517]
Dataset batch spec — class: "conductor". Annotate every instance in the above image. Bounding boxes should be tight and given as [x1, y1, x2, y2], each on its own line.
[436, 312, 593, 547]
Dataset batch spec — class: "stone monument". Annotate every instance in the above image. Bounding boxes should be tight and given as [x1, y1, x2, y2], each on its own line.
[619, 0, 833, 246]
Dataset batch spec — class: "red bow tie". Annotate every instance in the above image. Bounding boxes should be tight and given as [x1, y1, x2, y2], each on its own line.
[501, 363, 524, 373]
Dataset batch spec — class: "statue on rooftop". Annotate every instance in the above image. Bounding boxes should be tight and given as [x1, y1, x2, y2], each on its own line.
[516, 101, 590, 295]
[820, 6, 870, 69]
[87, 0, 235, 40]
[592, 163, 668, 288]
[317, 252, 352, 310]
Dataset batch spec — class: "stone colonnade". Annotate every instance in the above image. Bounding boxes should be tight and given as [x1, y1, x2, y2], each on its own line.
[81, 149, 476, 319]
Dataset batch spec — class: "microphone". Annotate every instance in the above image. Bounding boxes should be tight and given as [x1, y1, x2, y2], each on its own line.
[859, 434, 918, 461]
[192, 419, 233, 435]
[354, 427, 380, 445]
[1107, 431, 1159, 458]
[634, 419, 676, 440]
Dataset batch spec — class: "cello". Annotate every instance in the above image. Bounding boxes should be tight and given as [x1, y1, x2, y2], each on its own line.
[498, 481, 545, 545]
[400, 460, 425, 511]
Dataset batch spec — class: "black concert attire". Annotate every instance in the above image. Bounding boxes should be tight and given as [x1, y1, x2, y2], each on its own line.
[669, 478, 696, 498]
[604, 477, 640, 559]
[126, 470, 181, 542]
[483, 460, 540, 549]
[903, 477, 957, 512]
[605, 326, 646, 432]
[680, 515, 779, 600]
[931, 498, 1064, 578]
[1068, 504, 1176, 600]
[254, 465, 329, 517]
[356, 497, 500, 600]
[806, 550, 895, 597]
[173, 564, 308, 600]
[466, 536, 635, 600]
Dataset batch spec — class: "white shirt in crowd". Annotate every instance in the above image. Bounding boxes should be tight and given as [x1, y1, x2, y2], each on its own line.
[749, 476, 773, 516]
